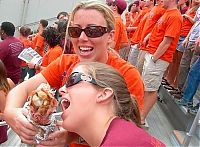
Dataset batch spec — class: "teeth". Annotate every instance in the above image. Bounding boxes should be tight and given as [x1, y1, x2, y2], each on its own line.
[80, 47, 92, 51]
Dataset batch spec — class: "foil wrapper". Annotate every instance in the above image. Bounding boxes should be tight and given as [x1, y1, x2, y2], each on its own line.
[26, 113, 58, 144]
[26, 83, 58, 144]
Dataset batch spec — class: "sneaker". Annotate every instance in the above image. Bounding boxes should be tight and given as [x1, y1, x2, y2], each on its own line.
[188, 103, 199, 115]
[172, 93, 183, 99]
[176, 98, 193, 108]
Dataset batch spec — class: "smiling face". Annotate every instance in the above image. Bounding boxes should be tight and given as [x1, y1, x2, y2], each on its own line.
[60, 66, 101, 132]
[70, 9, 114, 63]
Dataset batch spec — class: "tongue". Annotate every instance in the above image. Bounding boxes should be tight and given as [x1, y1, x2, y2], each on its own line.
[61, 100, 70, 111]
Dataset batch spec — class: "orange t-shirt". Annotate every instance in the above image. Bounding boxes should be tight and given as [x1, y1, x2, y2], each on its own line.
[147, 9, 183, 63]
[114, 16, 128, 51]
[180, 9, 196, 37]
[125, 12, 138, 27]
[41, 52, 144, 110]
[32, 33, 45, 57]
[140, 5, 166, 51]
[19, 38, 34, 67]
[130, 12, 149, 45]
[69, 144, 88, 147]
[132, 7, 149, 27]
[42, 45, 63, 67]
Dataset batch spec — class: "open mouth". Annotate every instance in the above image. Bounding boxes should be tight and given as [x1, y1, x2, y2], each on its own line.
[60, 99, 70, 111]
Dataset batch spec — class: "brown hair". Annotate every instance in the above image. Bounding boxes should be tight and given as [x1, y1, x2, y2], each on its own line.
[77, 62, 141, 127]
[19, 26, 32, 37]
[70, 0, 115, 31]
[0, 60, 10, 94]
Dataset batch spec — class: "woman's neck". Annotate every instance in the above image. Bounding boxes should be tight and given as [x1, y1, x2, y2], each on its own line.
[78, 114, 117, 146]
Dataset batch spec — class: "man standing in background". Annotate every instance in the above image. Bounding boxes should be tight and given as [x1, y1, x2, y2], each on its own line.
[0, 22, 23, 84]
[141, 0, 183, 123]
[106, 0, 129, 54]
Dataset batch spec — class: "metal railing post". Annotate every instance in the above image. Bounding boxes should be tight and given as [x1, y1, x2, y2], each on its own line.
[182, 107, 200, 147]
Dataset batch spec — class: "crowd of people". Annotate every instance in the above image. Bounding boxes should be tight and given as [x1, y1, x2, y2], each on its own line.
[0, 0, 199, 146]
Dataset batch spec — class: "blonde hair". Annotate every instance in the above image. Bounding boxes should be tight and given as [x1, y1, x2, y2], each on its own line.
[77, 62, 141, 127]
[70, 0, 115, 31]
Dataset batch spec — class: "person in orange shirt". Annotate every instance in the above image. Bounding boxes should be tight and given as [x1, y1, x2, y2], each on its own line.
[136, 0, 166, 74]
[28, 19, 48, 78]
[4, 1, 144, 147]
[141, 0, 183, 123]
[127, 0, 151, 66]
[28, 27, 63, 71]
[125, 2, 139, 27]
[32, 19, 48, 57]
[131, 0, 149, 28]
[125, 1, 140, 39]
[163, 0, 199, 92]
[106, 0, 129, 53]
[18, 26, 34, 82]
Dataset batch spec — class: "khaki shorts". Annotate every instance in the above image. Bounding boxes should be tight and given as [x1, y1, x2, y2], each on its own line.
[142, 53, 169, 91]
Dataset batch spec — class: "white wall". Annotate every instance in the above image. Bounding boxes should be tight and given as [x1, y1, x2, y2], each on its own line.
[24, 0, 78, 25]
[0, 0, 132, 33]
[0, 0, 106, 27]
[0, 0, 24, 27]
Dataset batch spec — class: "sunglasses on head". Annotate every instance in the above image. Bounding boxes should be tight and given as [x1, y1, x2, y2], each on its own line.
[68, 26, 109, 38]
[65, 72, 98, 88]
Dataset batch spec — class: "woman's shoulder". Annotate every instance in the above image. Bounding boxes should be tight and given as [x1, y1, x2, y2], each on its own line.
[101, 118, 164, 147]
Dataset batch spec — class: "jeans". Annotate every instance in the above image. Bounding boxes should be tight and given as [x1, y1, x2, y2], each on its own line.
[20, 66, 29, 82]
[178, 42, 198, 91]
[183, 58, 200, 102]
[176, 36, 186, 52]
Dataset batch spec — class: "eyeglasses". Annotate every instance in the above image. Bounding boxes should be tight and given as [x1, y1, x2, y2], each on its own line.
[65, 72, 98, 88]
[68, 26, 109, 38]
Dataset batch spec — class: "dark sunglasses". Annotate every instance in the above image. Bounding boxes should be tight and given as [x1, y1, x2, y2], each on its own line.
[68, 26, 109, 38]
[65, 72, 98, 88]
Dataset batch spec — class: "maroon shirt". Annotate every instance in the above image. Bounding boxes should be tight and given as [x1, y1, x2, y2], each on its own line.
[0, 36, 23, 84]
[100, 118, 165, 147]
[0, 125, 7, 144]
